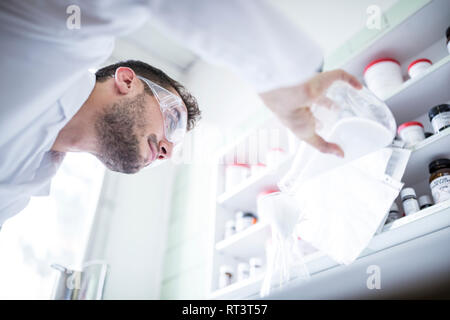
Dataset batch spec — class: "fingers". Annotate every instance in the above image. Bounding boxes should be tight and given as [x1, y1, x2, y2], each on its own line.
[335, 69, 363, 90]
[304, 134, 344, 158]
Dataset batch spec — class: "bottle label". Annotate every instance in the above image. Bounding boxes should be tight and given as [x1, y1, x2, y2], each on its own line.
[403, 198, 420, 215]
[430, 175, 450, 203]
[431, 112, 450, 133]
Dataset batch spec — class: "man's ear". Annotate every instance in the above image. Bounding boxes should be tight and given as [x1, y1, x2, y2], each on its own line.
[114, 67, 136, 95]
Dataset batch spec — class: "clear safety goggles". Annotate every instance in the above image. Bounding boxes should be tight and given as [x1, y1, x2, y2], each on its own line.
[137, 75, 188, 146]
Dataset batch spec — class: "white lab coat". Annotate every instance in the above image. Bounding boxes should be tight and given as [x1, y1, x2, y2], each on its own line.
[0, 0, 323, 226]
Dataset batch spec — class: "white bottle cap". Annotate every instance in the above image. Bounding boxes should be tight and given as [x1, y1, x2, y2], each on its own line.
[400, 188, 416, 200]
[418, 195, 433, 207]
[219, 265, 233, 275]
[249, 257, 263, 267]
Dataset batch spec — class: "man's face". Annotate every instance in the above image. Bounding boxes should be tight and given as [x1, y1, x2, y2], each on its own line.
[94, 82, 176, 174]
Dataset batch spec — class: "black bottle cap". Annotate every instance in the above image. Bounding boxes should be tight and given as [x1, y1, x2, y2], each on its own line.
[428, 104, 450, 121]
[429, 158, 450, 174]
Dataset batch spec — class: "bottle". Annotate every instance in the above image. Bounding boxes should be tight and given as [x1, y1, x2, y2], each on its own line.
[224, 220, 236, 240]
[400, 188, 420, 216]
[429, 159, 450, 204]
[249, 257, 263, 278]
[235, 211, 258, 232]
[236, 263, 250, 282]
[428, 104, 450, 134]
[418, 195, 433, 210]
[218, 265, 233, 289]
[385, 202, 402, 224]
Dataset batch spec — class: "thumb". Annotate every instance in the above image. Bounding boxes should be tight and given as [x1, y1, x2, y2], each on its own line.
[304, 133, 344, 158]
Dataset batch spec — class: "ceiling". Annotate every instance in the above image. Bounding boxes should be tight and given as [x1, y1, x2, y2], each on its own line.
[113, 0, 398, 73]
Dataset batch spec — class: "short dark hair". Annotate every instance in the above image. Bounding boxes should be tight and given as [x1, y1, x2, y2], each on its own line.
[95, 60, 201, 131]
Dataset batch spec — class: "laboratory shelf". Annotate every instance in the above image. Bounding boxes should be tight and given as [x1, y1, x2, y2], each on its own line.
[335, 0, 449, 79]
[369, 198, 450, 251]
[215, 222, 270, 259]
[217, 154, 295, 213]
[402, 127, 450, 186]
[211, 199, 450, 299]
[210, 273, 266, 300]
[384, 54, 450, 124]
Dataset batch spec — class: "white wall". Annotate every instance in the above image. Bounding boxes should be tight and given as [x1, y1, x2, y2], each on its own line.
[84, 162, 175, 299]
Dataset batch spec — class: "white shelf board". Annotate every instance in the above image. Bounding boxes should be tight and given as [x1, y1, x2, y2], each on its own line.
[337, 0, 450, 78]
[384, 55, 450, 124]
[369, 198, 450, 251]
[210, 273, 265, 300]
[211, 199, 450, 299]
[402, 127, 450, 186]
[215, 222, 270, 259]
[217, 154, 295, 212]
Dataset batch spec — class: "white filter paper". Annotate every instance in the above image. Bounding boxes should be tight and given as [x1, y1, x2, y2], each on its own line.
[292, 147, 408, 265]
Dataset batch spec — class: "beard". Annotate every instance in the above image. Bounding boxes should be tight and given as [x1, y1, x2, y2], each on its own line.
[94, 93, 148, 174]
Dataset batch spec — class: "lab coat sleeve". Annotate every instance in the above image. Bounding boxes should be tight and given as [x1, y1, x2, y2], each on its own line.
[147, 0, 324, 92]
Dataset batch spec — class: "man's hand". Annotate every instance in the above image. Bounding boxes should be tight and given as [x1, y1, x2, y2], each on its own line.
[260, 69, 363, 157]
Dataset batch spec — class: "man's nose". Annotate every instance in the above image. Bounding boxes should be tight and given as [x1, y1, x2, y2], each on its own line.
[158, 140, 173, 160]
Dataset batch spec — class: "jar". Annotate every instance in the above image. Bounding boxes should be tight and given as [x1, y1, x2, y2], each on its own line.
[363, 58, 403, 99]
[225, 163, 250, 191]
[266, 148, 286, 168]
[251, 163, 267, 177]
[224, 219, 236, 240]
[235, 211, 258, 232]
[397, 121, 425, 146]
[418, 195, 433, 210]
[407, 59, 432, 78]
[429, 159, 450, 204]
[218, 265, 233, 289]
[400, 188, 420, 216]
[249, 257, 263, 278]
[236, 262, 250, 282]
[428, 104, 450, 134]
[385, 202, 403, 224]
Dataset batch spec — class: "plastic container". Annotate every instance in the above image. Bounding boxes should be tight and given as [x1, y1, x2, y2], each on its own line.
[385, 202, 403, 224]
[251, 163, 267, 176]
[235, 211, 257, 232]
[418, 195, 433, 210]
[280, 80, 397, 190]
[429, 158, 450, 204]
[249, 257, 263, 278]
[363, 58, 403, 99]
[236, 263, 250, 282]
[408, 59, 432, 78]
[224, 219, 235, 240]
[428, 104, 450, 134]
[400, 188, 420, 216]
[225, 163, 250, 191]
[266, 148, 286, 168]
[397, 121, 425, 146]
[218, 265, 233, 289]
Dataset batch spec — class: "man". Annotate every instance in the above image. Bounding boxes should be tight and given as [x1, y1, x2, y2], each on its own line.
[0, 0, 361, 227]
